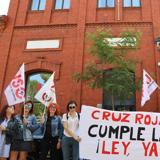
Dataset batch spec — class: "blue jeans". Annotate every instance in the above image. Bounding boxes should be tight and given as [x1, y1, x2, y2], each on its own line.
[62, 135, 79, 160]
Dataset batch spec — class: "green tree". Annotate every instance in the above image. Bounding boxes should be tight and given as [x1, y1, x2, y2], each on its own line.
[26, 80, 39, 101]
[41, 73, 51, 82]
[74, 29, 141, 110]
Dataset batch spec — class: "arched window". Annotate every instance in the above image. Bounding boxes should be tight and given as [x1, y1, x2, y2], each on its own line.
[102, 69, 136, 111]
[26, 72, 51, 117]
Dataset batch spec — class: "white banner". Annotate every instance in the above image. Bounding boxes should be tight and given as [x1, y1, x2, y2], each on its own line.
[34, 72, 56, 107]
[79, 105, 160, 160]
[4, 64, 25, 106]
[141, 69, 158, 106]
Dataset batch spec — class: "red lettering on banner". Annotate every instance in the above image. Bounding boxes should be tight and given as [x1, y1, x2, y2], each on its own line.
[144, 115, 152, 125]
[112, 113, 121, 122]
[135, 114, 143, 124]
[135, 114, 159, 125]
[112, 141, 119, 155]
[142, 142, 158, 157]
[102, 141, 110, 154]
[122, 142, 131, 155]
[102, 141, 130, 155]
[92, 110, 100, 120]
[102, 111, 110, 120]
[121, 113, 130, 123]
[91, 110, 130, 123]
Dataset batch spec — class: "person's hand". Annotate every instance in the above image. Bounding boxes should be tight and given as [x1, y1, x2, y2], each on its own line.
[56, 141, 61, 149]
[41, 115, 45, 124]
[74, 136, 81, 142]
[23, 118, 28, 125]
[0, 125, 6, 131]
[77, 136, 81, 142]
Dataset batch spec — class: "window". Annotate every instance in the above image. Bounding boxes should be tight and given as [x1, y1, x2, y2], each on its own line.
[123, 0, 141, 7]
[105, 37, 137, 47]
[30, 0, 46, 11]
[55, 0, 70, 10]
[102, 69, 136, 111]
[26, 72, 51, 118]
[98, 0, 115, 8]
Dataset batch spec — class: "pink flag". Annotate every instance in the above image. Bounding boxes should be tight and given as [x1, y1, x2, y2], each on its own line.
[4, 64, 25, 105]
[141, 69, 158, 106]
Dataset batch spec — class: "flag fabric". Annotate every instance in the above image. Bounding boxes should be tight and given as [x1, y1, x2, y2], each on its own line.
[34, 72, 56, 107]
[141, 69, 158, 106]
[4, 63, 25, 106]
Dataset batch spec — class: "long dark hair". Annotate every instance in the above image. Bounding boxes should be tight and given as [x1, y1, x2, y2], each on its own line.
[21, 101, 34, 115]
[0, 105, 15, 119]
[66, 100, 77, 111]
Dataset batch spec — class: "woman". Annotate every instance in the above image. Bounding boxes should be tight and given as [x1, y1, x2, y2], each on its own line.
[0, 105, 15, 160]
[62, 100, 81, 160]
[33, 102, 63, 160]
[9, 101, 39, 160]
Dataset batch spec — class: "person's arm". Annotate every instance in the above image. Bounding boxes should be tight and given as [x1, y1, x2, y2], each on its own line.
[62, 114, 81, 142]
[26, 115, 41, 132]
[58, 116, 63, 141]
[5, 118, 17, 136]
[56, 116, 63, 149]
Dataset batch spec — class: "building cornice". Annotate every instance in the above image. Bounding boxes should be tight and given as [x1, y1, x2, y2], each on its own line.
[86, 21, 153, 27]
[14, 24, 77, 30]
[13, 21, 153, 31]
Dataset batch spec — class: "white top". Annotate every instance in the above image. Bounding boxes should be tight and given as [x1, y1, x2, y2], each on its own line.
[0, 119, 10, 158]
[62, 113, 79, 137]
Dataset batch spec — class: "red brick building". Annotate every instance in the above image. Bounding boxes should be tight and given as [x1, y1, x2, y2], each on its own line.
[0, 0, 160, 113]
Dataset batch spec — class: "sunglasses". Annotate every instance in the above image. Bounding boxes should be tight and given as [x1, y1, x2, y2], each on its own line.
[69, 105, 76, 109]
[24, 103, 32, 109]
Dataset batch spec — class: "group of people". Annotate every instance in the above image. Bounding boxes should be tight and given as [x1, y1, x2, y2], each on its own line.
[0, 100, 81, 160]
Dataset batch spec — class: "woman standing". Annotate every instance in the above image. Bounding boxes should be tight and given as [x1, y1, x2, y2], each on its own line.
[9, 101, 39, 160]
[62, 100, 81, 160]
[33, 102, 63, 160]
[0, 105, 15, 160]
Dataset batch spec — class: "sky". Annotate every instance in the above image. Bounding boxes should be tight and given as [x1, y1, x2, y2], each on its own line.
[0, 0, 10, 15]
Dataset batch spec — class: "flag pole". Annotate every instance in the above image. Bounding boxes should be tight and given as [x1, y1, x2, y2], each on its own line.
[43, 105, 47, 116]
[23, 101, 25, 118]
